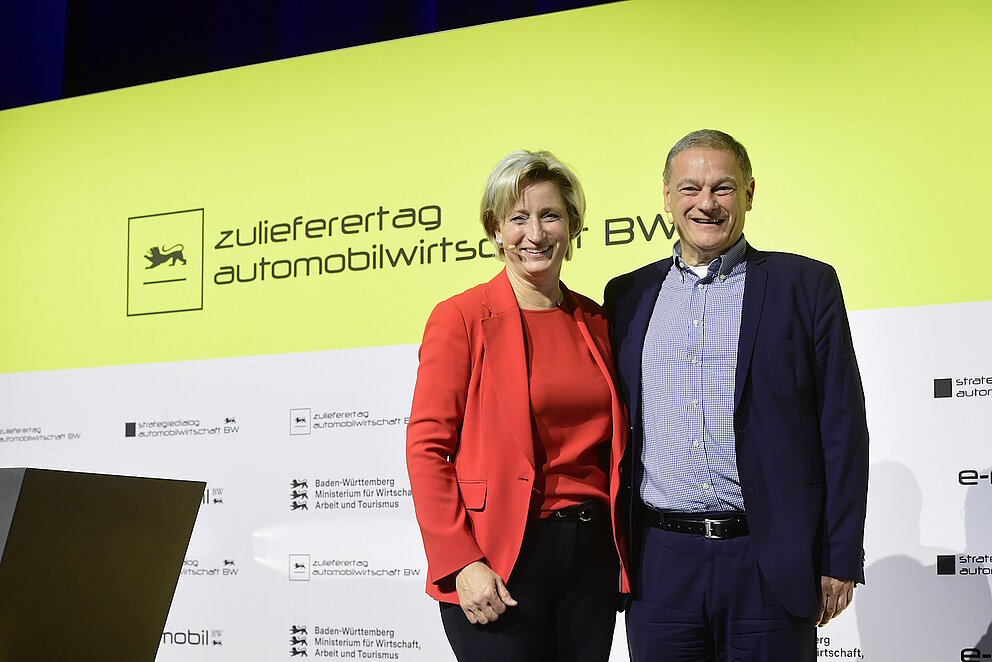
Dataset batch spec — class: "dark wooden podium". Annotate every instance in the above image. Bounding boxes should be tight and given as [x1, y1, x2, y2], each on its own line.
[0, 468, 204, 661]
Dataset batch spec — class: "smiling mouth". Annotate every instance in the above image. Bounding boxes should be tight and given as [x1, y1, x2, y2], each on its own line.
[690, 218, 724, 225]
[520, 246, 553, 256]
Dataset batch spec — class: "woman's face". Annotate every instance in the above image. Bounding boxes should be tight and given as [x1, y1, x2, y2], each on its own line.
[495, 180, 570, 286]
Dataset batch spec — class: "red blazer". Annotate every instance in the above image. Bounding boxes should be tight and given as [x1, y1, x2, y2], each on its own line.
[406, 269, 630, 603]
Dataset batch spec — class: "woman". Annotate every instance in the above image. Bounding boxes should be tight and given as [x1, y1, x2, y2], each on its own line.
[406, 149, 629, 661]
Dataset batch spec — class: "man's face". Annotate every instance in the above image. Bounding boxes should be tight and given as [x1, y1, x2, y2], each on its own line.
[664, 147, 754, 266]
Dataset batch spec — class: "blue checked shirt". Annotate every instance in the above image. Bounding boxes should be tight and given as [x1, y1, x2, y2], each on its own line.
[640, 236, 748, 513]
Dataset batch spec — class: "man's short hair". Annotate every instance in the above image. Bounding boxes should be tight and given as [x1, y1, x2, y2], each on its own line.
[480, 149, 585, 261]
[663, 129, 753, 184]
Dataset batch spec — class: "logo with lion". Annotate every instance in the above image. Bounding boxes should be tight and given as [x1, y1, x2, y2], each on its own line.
[144, 244, 186, 268]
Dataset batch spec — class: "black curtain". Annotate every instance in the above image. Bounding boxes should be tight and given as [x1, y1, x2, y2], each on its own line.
[60, 0, 612, 99]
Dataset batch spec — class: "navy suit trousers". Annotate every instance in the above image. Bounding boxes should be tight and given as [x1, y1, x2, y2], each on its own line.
[626, 524, 816, 662]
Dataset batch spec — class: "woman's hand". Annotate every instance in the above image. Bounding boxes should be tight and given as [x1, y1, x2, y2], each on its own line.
[454, 561, 518, 624]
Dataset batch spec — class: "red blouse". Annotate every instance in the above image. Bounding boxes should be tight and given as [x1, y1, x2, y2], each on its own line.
[520, 303, 612, 516]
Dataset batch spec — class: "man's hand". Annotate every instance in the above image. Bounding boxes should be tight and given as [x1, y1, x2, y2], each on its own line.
[816, 576, 855, 626]
[454, 561, 518, 624]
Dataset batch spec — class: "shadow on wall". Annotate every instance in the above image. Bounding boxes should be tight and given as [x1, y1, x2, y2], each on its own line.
[966, 471, 992, 652]
[856, 462, 992, 659]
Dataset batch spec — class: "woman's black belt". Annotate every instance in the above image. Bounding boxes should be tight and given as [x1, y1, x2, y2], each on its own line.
[547, 499, 601, 522]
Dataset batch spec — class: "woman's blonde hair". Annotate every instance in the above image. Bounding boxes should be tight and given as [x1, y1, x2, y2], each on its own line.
[480, 150, 585, 260]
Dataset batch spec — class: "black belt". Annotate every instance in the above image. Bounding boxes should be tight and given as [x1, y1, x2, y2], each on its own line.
[546, 499, 601, 522]
[640, 505, 748, 540]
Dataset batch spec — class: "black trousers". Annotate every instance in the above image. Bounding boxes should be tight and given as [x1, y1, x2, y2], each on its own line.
[439, 513, 619, 662]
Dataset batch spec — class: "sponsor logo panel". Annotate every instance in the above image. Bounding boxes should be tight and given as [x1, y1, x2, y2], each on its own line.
[288, 554, 421, 582]
[180, 557, 239, 579]
[290, 407, 408, 435]
[161, 628, 223, 647]
[816, 636, 863, 659]
[127, 208, 204, 316]
[286, 623, 423, 659]
[0, 424, 83, 444]
[124, 415, 240, 439]
[934, 375, 992, 400]
[289, 554, 310, 582]
[936, 554, 992, 577]
[290, 476, 411, 513]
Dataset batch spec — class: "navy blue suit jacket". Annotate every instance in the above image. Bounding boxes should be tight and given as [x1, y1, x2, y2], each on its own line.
[604, 245, 869, 617]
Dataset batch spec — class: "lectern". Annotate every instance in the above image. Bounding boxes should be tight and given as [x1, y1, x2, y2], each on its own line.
[0, 468, 204, 661]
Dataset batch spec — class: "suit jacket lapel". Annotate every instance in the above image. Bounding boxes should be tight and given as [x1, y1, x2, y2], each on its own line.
[623, 259, 670, 432]
[735, 247, 768, 409]
[480, 270, 535, 469]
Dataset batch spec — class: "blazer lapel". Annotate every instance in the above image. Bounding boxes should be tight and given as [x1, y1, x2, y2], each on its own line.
[735, 247, 768, 409]
[566, 285, 626, 463]
[480, 270, 535, 470]
[623, 259, 670, 432]
[566, 286, 614, 379]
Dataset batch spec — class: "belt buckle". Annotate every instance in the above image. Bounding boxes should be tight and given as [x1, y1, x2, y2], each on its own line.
[703, 518, 721, 539]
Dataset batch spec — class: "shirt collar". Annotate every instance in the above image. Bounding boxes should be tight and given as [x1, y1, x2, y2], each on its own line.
[672, 235, 748, 282]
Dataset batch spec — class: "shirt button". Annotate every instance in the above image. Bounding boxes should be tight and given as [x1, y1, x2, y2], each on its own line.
[690, 357, 698, 365]
[693, 439, 701, 448]
[696, 283, 706, 290]
[719, 274, 727, 281]
[693, 319, 700, 327]
[691, 399, 699, 406]
[702, 483, 710, 490]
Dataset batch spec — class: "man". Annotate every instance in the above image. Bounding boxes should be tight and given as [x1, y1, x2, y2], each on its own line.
[604, 129, 868, 661]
